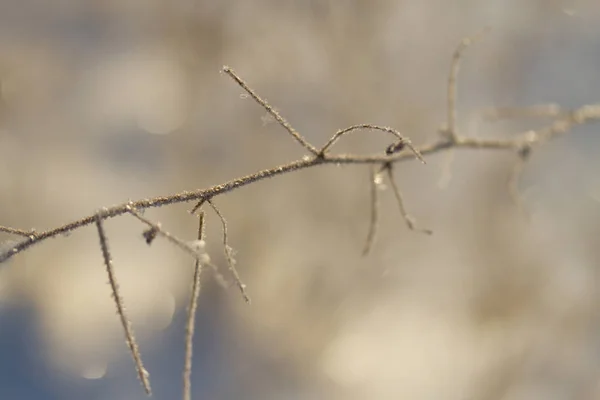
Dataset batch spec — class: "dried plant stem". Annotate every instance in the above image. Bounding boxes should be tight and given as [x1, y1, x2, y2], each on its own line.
[508, 147, 532, 215]
[222, 66, 319, 155]
[445, 28, 489, 140]
[183, 214, 205, 400]
[189, 199, 206, 216]
[385, 164, 432, 235]
[94, 213, 152, 396]
[363, 166, 381, 256]
[190, 204, 233, 289]
[126, 205, 206, 262]
[0, 226, 36, 238]
[205, 199, 250, 303]
[1, 106, 598, 264]
[128, 205, 228, 288]
[319, 124, 425, 164]
[482, 104, 566, 121]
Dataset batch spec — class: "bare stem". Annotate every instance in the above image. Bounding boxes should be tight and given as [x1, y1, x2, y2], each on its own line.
[94, 213, 152, 396]
[222, 66, 319, 155]
[508, 146, 532, 216]
[126, 205, 205, 261]
[0, 226, 36, 238]
[363, 166, 382, 256]
[2, 104, 598, 265]
[206, 199, 250, 303]
[183, 214, 205, 400]
[385, 164, 432, 235]
[445, 28, 489, 140]
[482, 104, 566, 121]
[319, 124, 426, 164]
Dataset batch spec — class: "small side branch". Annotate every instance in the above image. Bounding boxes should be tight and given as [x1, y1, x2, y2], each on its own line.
[319, 124, 426, 164]
[222, 66, 319, 155]
[482, 104, 566, 121]
[206, 199, 250, 303]
[363, 166, 382, 256]
[385, 164, 433, 235]
[183, 213, 205, 400]
[508, 146, 532, 215]
[2, 100, 599, 265]
[127, 205, 207, 262]
[94, 213, 152, 396]
[0, 226, 37, 238]
[444, 28, 489, 141]
[189, 198, 207, 216]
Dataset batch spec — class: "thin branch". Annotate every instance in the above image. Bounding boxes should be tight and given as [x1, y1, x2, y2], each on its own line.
[127, 204, 228, 287]
[2, 103, 599, 264]
[183, 213, 204, 400]
[385, 164, 433, 235]
[319, 124, 426, 164]
[363, 166, 382, 256]
[126, 205, 209, 264]
[222, 66, 320, 155]
[205, 199, 250, 303]
[444, 28, 489, 140]
[0, 226, 37, 238]
[127, 204, 229, 291]
[482, 104, 566, 121]
[508, 146, 532, 215]
[438, 30, 487, 191]
[94, 213, 152, 396]
[538, 104, 600, 142]
[189, 199, 207, 216]
[196, 211, 206, 242]
[189, 205, 229, 288]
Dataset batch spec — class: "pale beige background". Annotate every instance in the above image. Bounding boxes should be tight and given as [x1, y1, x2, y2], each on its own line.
[1, 1, 600, 399]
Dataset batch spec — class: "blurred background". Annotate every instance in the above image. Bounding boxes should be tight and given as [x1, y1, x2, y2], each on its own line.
[1, 0, 600, 399]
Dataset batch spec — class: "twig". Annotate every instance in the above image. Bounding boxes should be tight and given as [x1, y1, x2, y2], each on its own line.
[2, 103, 599, 265]
[126, 205, 208, 263]
[189, 198, 207, 216]
[190, 199, 230, 289]
[444, 28, 489, 140]
[508, 146, 532, 215]
[222, 66, 319, 155]
[183, 213, 204, 400]
[94, 212, 152, 396]
[363, 165, 382, 256]
[205, 199, 250, 303]
[482, 104, 566, 121]
[438, 29, 488, 189]
[319, 124, 425, 164]
[385, 164, 433, 235]
[196, 211, 206, 242]
[0, 226, 37, 238]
